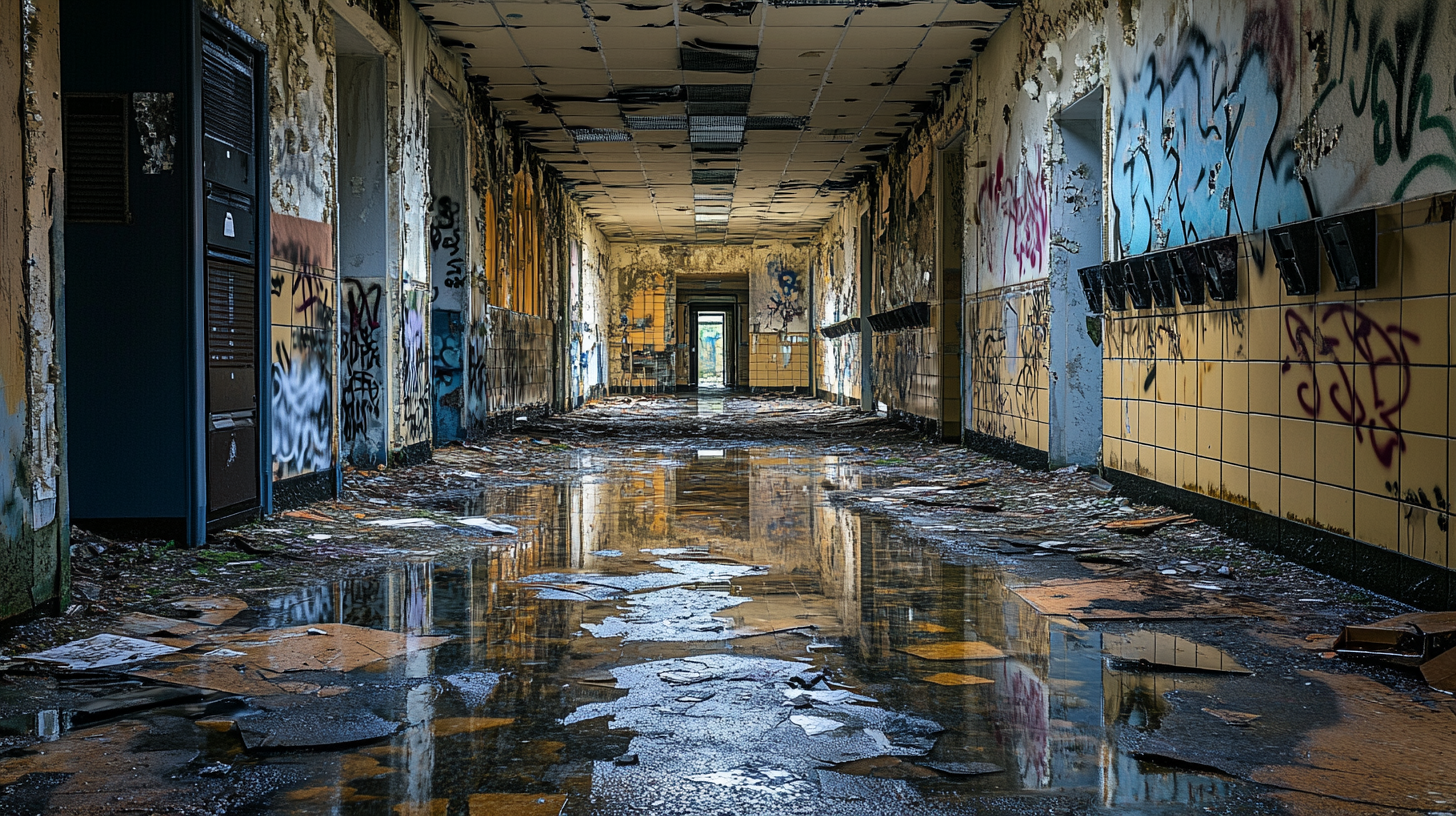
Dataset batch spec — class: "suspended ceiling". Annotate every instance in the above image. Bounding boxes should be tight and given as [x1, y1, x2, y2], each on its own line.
[415, 0, 1016, 243]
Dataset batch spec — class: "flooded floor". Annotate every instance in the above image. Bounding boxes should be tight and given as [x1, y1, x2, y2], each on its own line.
[4, 397, 1454, 815]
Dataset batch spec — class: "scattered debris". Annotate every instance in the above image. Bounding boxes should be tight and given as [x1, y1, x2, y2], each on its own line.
[17, 634, 180, 671]
[1334, 611, 1456, 667]
[443, 672, 502, 707]
[790, 714, 844, 736]
[169, 596, 247, 625]
[1202, 707, 1260, 727]
[1013, 577, 1269, 622]
[896, 641, 1006, 661]
[1103, 514, 1193, 534]
[922, 672, 993, 686]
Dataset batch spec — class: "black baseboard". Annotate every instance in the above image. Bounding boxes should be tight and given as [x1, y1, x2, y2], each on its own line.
[1103, 468, 1455, 611]
[467, 403, 553, 439]
[391, 440, 432, 468]
[815, 388, 860, 407]
[963, 430, 1049, 471]
[73, 517, 188, 542]
[609, 386, 675, 395]
[272, 468, 337, 510]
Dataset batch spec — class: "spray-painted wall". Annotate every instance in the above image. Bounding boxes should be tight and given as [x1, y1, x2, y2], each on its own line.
[462, 91, 607, 426]
[0, 0, 67, 619]
[812, 203, 862, 403]
[1096, 0, 1456, 603]
[606, 244, 811, 392]
[567, 204, 611, 406]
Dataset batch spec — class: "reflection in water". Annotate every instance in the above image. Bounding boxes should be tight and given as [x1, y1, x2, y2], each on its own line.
[247, 448, 1235, 813]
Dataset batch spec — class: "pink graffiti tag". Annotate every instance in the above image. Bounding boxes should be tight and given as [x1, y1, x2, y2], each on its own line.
[978, 146, 1050, 282]
[1282, 304, 1417, 467]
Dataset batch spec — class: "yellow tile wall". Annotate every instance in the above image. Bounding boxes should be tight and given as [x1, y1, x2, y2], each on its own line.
[750, 332, 810, 389]
[967, 281, 1050, 451]
[1102, 194, 1456, 569]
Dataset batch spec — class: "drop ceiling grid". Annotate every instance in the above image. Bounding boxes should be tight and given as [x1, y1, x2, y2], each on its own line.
[422, 0, 1011, 242]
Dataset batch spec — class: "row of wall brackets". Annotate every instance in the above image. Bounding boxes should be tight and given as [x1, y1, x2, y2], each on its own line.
[1078, 235, 1239, 314]
[1269, 210, 1379, 296]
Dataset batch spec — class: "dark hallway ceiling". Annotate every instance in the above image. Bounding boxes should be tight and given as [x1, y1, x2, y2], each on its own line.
[414, 0, 1015, 243]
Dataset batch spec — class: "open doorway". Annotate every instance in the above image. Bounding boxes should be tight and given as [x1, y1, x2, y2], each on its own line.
[695, 312, 726, 388]
[685, 301, 737, 390]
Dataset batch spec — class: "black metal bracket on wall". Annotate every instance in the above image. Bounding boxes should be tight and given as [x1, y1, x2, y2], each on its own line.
[819, 317, 860, 338]
[867, 302, 930, 332]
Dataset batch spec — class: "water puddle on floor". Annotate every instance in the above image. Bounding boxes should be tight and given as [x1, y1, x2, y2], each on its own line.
[10, 448, 1253, 814]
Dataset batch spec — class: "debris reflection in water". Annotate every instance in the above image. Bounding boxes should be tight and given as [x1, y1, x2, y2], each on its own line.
[247, 448, 1235, 813]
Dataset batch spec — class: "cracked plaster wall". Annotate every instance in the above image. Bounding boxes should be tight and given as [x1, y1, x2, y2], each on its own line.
[1, 0, 66, 620]
[1102, 0, 1456, 586]
[806, 0, 1456, 583]
[606, 244, 810, 392]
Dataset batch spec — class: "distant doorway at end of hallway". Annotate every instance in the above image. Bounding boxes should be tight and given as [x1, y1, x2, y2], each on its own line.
[695, 312, 726, 389]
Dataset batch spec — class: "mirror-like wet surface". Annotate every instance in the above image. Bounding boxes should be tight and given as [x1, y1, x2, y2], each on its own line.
[2, 447, 1259, 815]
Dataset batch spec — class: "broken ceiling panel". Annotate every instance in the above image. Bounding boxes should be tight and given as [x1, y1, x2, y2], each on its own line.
[423, 0, 1012, 242]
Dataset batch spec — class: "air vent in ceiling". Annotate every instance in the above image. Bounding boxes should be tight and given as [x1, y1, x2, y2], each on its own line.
[687, 101, 751, 116]
[568, 128, 633, 142]
[692, 169, 738, 185]
[625, 115, 688, 130]
[747, 116, 809, 130]
[681, 48, 758, 73]
[688, 84, 753, 102]
[63, 94, 130, 224]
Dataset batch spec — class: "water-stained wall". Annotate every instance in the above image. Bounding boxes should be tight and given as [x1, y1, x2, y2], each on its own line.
[462, 93, 606, 425]
[812, 203, 862, 403]
[606, 244, 811, 392]
[0, 0, 67, 619]
[1098, 0, 1456, 603]
[821, 0, 1456, 601]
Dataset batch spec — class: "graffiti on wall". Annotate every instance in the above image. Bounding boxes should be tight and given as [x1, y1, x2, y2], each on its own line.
[1306, 0, 1456, 208]
[272, 330, 333, 479]
[431, 195, 467, 301]
[268, 215, 336, 481]
[978, 145, 1051, 282]
[400, 289, 430, 446]
[970, 286, 1049, 442]
[762, 259, 807, 333]
[1112, 19, 1310, 256]
[341, 278, 384, 455]
[1111, 0, 1456, 255]
[431, 309, 464, 441]
[1282, 303, 1415, 468]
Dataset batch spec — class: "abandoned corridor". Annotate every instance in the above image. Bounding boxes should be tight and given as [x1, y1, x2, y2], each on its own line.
[2, 396, 1449, 815]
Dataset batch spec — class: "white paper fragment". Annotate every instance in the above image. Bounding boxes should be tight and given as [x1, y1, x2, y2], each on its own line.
[20, 634, 181, 670]
[455, 517, 519, 535]
[789, 714, 844, 736]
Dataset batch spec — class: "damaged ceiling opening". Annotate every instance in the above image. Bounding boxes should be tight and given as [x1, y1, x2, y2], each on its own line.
[414, 0, 1015, 242]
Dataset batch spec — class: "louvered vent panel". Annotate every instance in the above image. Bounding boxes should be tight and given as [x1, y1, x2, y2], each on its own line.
[202, 36, 254, 149]
[206, 260, 257, 367]
[63, 95, 128, 224]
